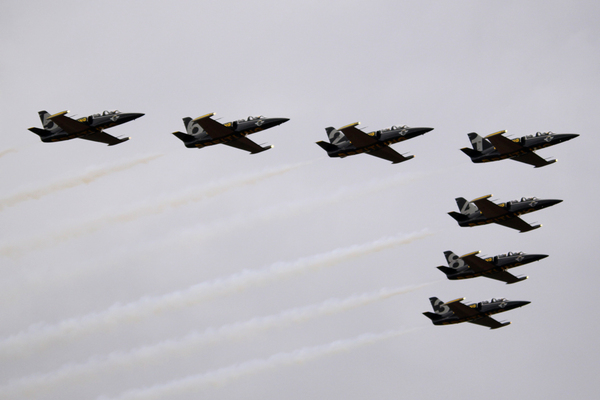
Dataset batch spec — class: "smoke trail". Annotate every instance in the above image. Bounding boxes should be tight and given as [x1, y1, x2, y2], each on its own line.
[0, 154, 162, 212]
[0, 148, 17, 158]
[1, 284, 430, 396]
[0, 231, 430, 358]
[102, 328, 419, 400]
[0, 161, 307, 257]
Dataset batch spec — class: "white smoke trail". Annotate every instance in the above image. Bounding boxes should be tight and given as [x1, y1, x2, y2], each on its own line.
[101, 328, 419, 400]
[0, 161, 307, 257]
[0, 154, 163, 212]
[1, 284, 430, 397]
[0, 148, 17, 158]
[0, 230, 430, 359]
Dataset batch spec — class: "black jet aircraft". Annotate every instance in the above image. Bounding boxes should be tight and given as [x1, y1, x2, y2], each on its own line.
[316, 122, 433, 164]
[461, 130, 579, 168]
[172, 113, 289, 154]
[423, 296, 530, 329]
[437, 250, 548, 284]
[448, 194, 562, 232]
[28, 110, 144, 146]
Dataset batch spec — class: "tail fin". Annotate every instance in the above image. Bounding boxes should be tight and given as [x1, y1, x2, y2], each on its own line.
[183, 117, 208, 138]
[455, 197, 479, 215]
[428, 297, 453, 316]
[325, 127, 348, 145]
[467, 132, 494, 152]
[443, 250, 467, 270]
[37, 110, 61, 134]
[316, 140, 338, 153]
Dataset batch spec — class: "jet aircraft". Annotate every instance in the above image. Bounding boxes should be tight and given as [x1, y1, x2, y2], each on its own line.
[448, 194, 562, 232]
[461, 130, 579, 168]
[28, 110, 144, 146]
[172, 113, 289, 154]
[423, 296, 530, 329]
[437, 250, 548, 284]
[316, 122, 433, 164]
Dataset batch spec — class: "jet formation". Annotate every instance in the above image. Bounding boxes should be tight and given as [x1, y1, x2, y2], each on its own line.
[172, 113, 289, 154]
[28, 110, 144, 146]
[448, 194, 562, 232]
[423, 297, 530, 329]
[461, 130, 578, 168]
[316, 122, 433, 164]
[437, 250, 548, 284]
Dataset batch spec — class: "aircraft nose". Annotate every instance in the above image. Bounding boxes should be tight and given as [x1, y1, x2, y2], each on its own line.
[530, 254, 549, 262]
[407, 127, 434, 137]
[507, 300, 531, 309]
[268, 118, 290, 127]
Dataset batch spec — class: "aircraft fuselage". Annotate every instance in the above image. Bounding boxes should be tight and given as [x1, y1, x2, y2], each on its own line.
[458, 198, 562, 228]
[326, 127, 432, 158]
[41, 112, 144, 142]
[470, 133, 578, 163]
[432, 300, 530, 326]
[445, 253, 548, 281]
[185, 117, 289, 148]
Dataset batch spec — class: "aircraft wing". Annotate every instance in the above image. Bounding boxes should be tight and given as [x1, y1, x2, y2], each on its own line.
[223, 136, 271, 154]
[49, 111, 90, 134]
[468, 316, 509, 329]
[80, 131, 130, 146]
[511, 152, 555, 168]
[339, 124, 379, 147]
[472, 195, 509, 218]
[367, 146, 413, 164]
[194, 114, 232, 139]
[445, 299, 478, 319]
[485, 270, 526, 284]
[486, 131, 523, 154]
[494, 217, 540, 232]
[461, 251, 491, 273]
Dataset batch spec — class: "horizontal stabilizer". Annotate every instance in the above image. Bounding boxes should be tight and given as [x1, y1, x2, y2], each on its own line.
[28, 127, 51, 138]
[172, 131, 195, 143]
[460, 147, 480, 158]
[316, 141, 338, 152]
[422, 311, 444, 321]
[437, 266, 456, 276]
[448, 211, 469, 222]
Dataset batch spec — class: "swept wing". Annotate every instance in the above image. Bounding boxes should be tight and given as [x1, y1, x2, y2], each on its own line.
[224, 137, 271, 154]
[468, 316, 510, 329]
[193, 113, 268, 153]
[340, 124, 411, 164]
[446, 298, 508, 329]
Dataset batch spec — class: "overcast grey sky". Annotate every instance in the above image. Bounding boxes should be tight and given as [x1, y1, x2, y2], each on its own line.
[1, 1, 599, 399]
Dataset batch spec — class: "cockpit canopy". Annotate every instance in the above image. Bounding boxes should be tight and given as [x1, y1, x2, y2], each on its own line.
[380, 124, 408, 133]
[499, 251, 523, 258]
[509, 197, 538, 204]
[238, 115, 264, 122]
[525, 131, 553, 138]
[94, 110, 121, 117]
[490, 298, 507, 303]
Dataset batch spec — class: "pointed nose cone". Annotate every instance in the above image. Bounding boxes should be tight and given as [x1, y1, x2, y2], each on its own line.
[541, 199, 563, 208]
[558, 133, 579, 142]
[507, 300, 531, 310]
[266, 117, 290, 127]
[406, 127, 434, 137]
[526, 254, 549, 263]
[120, 112, 145, 123]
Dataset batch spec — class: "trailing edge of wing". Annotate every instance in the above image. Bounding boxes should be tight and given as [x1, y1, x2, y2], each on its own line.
[484, 130, 507, 138]
[471, 194, 493, 202]
[444, 297, 465, 305]
[460, 250, 481, 258]
[48, 110, 69, 119]
[338, 122, 360, 130]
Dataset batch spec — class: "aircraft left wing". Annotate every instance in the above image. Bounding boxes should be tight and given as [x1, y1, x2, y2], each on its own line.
[485, 131, 523, 154]
[193, 114, 232, 139]
[49, 111, 89, 134]
[224, 137, 272, 154]
[471, 195, 509, 218]
[494, 217, 540, 233]
[80, 131, 130, 146]
[339, 123, 379, 147]
[445, 298, 478, 319]
[461, 251, 490, 272]
[468, 316, 510, 329]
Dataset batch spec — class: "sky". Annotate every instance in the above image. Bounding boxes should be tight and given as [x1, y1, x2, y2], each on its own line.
[1, 1, 599, 399]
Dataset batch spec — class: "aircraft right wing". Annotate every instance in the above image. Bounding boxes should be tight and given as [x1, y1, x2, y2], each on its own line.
[494, 217, 540, 233]
[468, 316, 510, 329]
[511, 152, 556, 168]
[366, 146, 413, 164]
[223, 137, 272, 154]
[80, 131, 130, 146]
[445, 298, 478, 319]
[461, 251, 490, 272]
[471, 195, 509, 218]
[485, 270, 527, 284]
